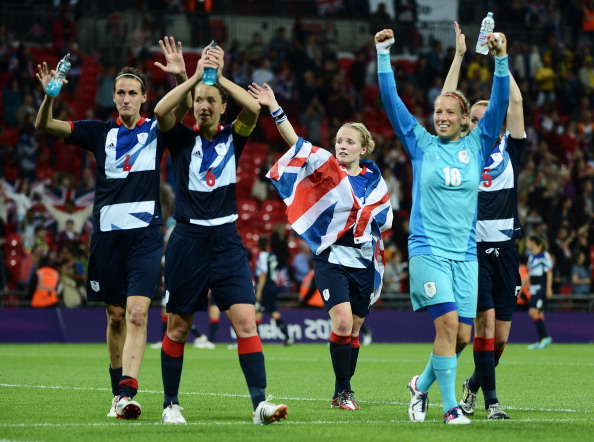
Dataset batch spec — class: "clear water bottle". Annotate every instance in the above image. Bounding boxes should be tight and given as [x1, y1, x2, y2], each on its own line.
[202, 40, 218, 85]
[476, 12, 495, 55]
[46, 53, 72, 97]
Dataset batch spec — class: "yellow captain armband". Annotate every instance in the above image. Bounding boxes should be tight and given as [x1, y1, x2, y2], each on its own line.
[233, 119, 255, 137]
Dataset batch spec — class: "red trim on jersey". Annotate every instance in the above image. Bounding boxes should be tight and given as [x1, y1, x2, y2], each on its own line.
[160, 314, 168, 323]
[116, 116, 146, 126]
[162, 333, 185, 358]
[330, 331, 352, 345]
[67, 121, 75, 132]
[237, 335, 262, 355]
[473, 336, 495, 352]
[351, 335, 361, 349]
[193, 124, 223, 135]
[118, 378, 138, 390]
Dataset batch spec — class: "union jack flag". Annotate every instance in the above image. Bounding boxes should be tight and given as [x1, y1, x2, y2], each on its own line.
[266, 138, 393, 303]
[315, 0, 344, 16]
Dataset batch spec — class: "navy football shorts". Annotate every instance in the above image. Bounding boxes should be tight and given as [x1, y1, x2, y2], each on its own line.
[164, 222, 255, 315]
[312, 254, 375, 318]
[87, 225, 163, 304]
[477, 240, 521, 321]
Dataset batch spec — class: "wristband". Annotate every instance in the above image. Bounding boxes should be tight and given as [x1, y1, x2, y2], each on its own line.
[375, 37, 394, 54]
[270, 107, 287, 125]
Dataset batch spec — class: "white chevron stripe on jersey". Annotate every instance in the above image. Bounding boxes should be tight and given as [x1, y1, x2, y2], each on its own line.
[99, 201, 155, 231]
[476, 218, 516, 242]
[188, 137, 236, 193]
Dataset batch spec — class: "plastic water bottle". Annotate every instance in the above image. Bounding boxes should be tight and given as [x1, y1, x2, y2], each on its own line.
[46, 53, 72, 97]
[476, 12, 494, 55]
[202, 40, 218, 85]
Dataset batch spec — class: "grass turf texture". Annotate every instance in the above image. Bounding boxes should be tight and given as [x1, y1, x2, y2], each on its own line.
[1, 342, 592, 441]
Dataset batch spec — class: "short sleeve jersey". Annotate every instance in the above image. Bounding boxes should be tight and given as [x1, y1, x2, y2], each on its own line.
[528, 251, 553, 294]
[255, 250, 278, 287]
[164, 121, 248, 226]
[476, 133, 524, 242]
[66, 117, 165, 232]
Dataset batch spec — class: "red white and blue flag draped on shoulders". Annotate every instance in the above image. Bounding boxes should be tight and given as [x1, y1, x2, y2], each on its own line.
[266, 138, 393, 304]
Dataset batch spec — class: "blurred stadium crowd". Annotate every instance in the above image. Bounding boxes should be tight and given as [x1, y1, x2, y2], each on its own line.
[0, 0, 593, 307]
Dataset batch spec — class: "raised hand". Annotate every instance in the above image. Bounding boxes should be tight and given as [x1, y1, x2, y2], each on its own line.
[36, 62, 67, 94]
[375, 28, 394, 44]
[247, 82, 278, 108]
[487, 32, 507, 57]
[154, 36, 186, 76]
[454, 21, 466, 57]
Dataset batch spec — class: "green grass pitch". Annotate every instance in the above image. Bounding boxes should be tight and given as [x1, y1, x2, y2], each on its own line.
[1, 342, 593, 441]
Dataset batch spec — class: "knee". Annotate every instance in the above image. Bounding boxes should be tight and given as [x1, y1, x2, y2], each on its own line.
[494, 340, 507, 351]
[168, 321, 191, 342]
[128, 305, 148, 328]
[333, 316, 353, 335]
[107, 307, 126, 330]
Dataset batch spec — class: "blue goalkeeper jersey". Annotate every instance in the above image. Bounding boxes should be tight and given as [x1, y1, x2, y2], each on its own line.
[377, 52, 509, 261]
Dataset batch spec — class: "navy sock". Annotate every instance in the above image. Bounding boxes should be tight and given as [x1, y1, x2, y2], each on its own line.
[473, 337, 497, 407]
[237, 336, 267, 410]
[189, 324, 201, 338]
[208, 321, 219, 343]
[118, 376, 138, 399]
[274, 317, 289, 341]
[109, 366, 122, 396]
[350, 336, 361, 380]
[535, 318, 548, 340]
[329, 332, 351, 398]
[161, 334, 185, 408]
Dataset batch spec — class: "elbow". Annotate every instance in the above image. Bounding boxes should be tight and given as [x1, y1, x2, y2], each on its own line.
[510, 95, 523, 107]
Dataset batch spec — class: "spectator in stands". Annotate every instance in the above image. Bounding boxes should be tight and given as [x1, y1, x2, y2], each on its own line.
[321, 18, 339, 60]
[52, 9, 77, 55]
[15, 94, 36, 130]
[15, 114, 40, 182]
[153, 41, 287, 425]
[95, 63, 118, 120]
[571, 249, 591, 295]
[382, 246, 408, 296]
[269, 27, 291, 63]
[40, 197, 92, 236]
[29, 254, 59, 308]
[35, 35, 191, 420]
[129, 19, 153, 65]
[3, 78, 23, 128]
[1, 179, 32, 228]
[251, 58, 274, 87]
[58, 244, 86, 307]
[291, 239, 312, 290]
[394, 0, 419, 54]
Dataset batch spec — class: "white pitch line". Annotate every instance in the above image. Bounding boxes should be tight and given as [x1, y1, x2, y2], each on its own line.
[1, 417, 594, 429]
[0, 383, 589, 414]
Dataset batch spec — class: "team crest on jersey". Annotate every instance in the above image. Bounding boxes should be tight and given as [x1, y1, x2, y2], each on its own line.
[323, 288, 330, 301]
[90, 281, 100, 292]
[458, 150, 469, 164]
[423, 281, 436, 298]
[215, 143, 228, 156]
[137, 133, 148, 145]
